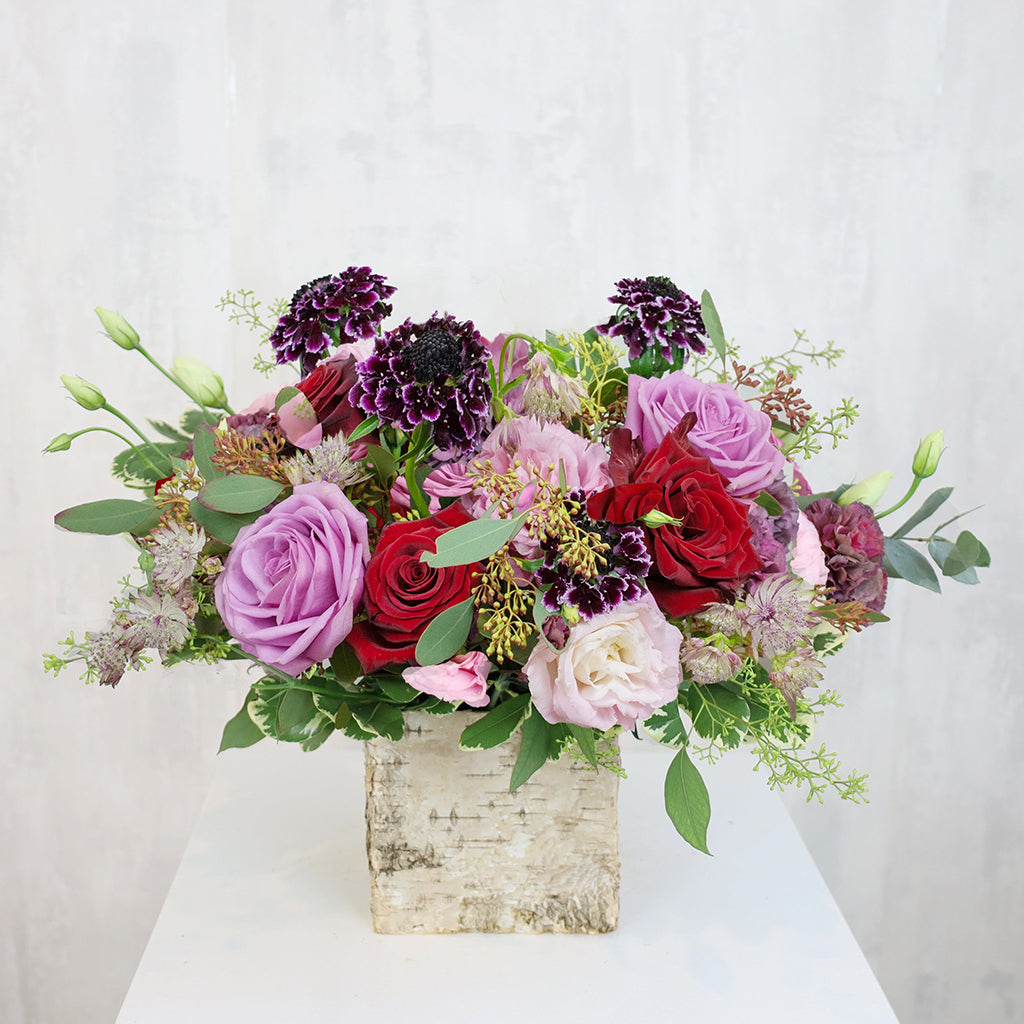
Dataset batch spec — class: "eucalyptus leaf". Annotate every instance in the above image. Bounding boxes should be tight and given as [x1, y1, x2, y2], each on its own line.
[218, 691, 265, 752]
[275, 386, 301, 410]
[189, 498, 262, 544]
[459, 693, 532, 750]
[891, 486, 954, 539]
[197, 474, 283, 514]
[664, 747, 712, 855]
[700, 289, 727, 363]
[414, 597, 475, 666]
[192, 423, 224, 481]
[422, 513, 527, 568]
[55, 497, 162, 536]
[884, 537, 941, 593]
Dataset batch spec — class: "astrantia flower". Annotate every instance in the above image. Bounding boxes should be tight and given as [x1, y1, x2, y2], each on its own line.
[600, 276, 708, 363]
[270, 267, 395, 374]
[148, 522, 207, 592]
[739, 574, 816, 658]
[351, 313, 492, 456]
[681, 637, 742, 687]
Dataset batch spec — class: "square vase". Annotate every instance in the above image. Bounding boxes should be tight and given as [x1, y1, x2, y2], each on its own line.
[363, 710, 620, 934]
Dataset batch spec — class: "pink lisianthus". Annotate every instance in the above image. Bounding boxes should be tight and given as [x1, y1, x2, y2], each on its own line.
[402, 651, 492, 708]
[468, 416, 611, 557]
[790, 511, 829, 588]
[214, 482, 369, 676]
[524, 599, 683, 730]
[625, 371, 783, 496]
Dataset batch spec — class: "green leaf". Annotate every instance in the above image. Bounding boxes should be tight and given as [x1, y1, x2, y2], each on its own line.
[147, 418, 190, 443]
[418, 697, 458, 715]
[974, 537, 992, 568]
[642, 701, 688, 749]
[754, 491, 783, 516]
[884, 537, 941, 593]
[311, 689, 349, 720]
[364, 444, 398, 484]
[510, 708, 555, 792]
[682, 683, 749, 748]
[189, 498, 262, 544]
[275, 386, 301, 410]
[55, 498, 162, 536]
[110, 441, 178, 486]
[249, 687, 328, 743]
[218, 691, 265, 751]
[891, 486, 953, 539]
[329, 642, 364, 684]
[340, 716, 376, 741]
[700, 289, 727, 363]
[664, 747, 712, 855]
[180, 408, 210, 434]
[414, 597, 475, 666]
[375, 677, 421, 703]
[566, 724, 599, 768]
[347, 415, 381, 443]
[300, 714, 335, 752]
[422, 513, 527, 568]
[929, 532, 984, 579]
[197, 474, 283, 514]
[192, 423, 225, 481]
[459, 692, 532, 750]
[350, 701, 406, 741]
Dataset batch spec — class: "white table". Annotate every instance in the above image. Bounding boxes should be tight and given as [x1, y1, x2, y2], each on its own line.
[115, 737, 899, 1023]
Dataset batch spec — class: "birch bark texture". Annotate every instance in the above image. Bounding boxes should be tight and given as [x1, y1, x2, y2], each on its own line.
[363, 711, 620, 934]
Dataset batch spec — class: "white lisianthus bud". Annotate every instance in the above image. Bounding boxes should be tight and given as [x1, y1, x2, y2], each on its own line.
[44, 432, 74, 452]
[61, 375, 105, 411]
[172, 355, 227, 408]
[838, 470, 894, 509]
[912, 429, 944, 478]
[94, 307, 140, 350]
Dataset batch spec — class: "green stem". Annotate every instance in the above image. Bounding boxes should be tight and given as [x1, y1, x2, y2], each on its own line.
[405, 457, 430, 517]
[876, 476, 922, 519]
[67, 426, 166, 474]
[100, 403, 174, 469]
[136, 344, 234, 417]
[254, 680, 353, 699]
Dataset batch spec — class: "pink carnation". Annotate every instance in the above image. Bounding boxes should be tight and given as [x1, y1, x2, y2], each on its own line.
[625, 371, 784, 496]
[524, 600, 683, 730]
[402, 651, 492, 708]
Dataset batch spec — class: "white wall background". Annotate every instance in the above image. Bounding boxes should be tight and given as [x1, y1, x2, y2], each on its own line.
[3, 1, 1021, 1021]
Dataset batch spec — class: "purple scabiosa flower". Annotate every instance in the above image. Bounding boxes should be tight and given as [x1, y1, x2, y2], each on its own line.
[600, 275, 709, 364]
[351, 313, 492, 456]
[270, 267, 396, 374]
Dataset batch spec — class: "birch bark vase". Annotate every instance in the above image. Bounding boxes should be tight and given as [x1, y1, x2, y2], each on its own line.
[364, 710, 621, 934]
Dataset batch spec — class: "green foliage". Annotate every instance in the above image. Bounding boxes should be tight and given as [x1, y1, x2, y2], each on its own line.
[459, 692, 532, 750]
[219, 690, 266, 751]
[54, 497, 162, 536]
[682, 683, 750, 749]
[414, 597, 475, 666]
[642, 700, 688, 749]
[423, 514, 527, 569]
[884, 538, 941, 593]
[700, 289, 727, 365]
[891, 487, 954, 539]
[664, 747, 711, 855]
[189, 499, 262, 544]
[196, 474, 284, 514]
[510, 710, 567, 792]
[110, 441, 180, 487]
[217, 288, 289, 377]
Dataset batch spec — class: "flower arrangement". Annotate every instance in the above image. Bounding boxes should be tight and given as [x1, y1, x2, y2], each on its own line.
[45, 270, 988, 853]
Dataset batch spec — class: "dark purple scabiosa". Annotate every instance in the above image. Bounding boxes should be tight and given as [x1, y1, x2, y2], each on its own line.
[351, 313, 492, 456]
[536, 493, 652, 619]
[600, 275, 708, 364]
[270, 267, 396, 375]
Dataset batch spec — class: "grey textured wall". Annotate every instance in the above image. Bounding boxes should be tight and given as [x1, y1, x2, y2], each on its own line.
[3, 2, 1021, 1021]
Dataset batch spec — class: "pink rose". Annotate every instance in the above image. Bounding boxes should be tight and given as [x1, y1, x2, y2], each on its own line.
[214, 482, 369, 676]
[791, 511, 829, 588]
[524, 600, 683, 730]
[625, 371, 784, 496]
[402, 651, 492, 708]
[467, 416, 611, 557]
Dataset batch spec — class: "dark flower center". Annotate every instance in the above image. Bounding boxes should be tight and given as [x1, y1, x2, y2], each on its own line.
[643, 275, 682, 301]
[407, 327, 463, 381]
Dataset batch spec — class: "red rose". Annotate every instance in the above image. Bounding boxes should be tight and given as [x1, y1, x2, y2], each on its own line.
[588, 426, 762, 618]
[296, 351, 364, 438]
[346, 502, 480, 672]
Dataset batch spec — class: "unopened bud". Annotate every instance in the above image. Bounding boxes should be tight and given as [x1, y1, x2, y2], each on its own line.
[60, 375, 105, 411]
[912, 429, 944, 478]
[521, 353, 586, 422]
[44, 432, 74, 452]
[837, 470, 894, 509]
[172, 355, 227, 408]
[94, 307, 140, 350]
[641, 508, 685, 528]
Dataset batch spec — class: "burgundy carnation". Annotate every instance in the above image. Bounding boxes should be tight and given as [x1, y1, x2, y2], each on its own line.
[804, 498, 888, 612]
[588, 425, 762, 618]
[346, 502, 481, 673]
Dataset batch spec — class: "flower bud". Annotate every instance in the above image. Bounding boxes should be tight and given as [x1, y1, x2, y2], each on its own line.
[521, 353, 586, 422]
[44, 432, 74, 452]
[61, 374, 105, 411]
[641, 508, 685, 528]
[94, 307, 140, 350]
[837, 470, 894, 509]
[912, 429, 944, 478]
[172, 355, 227, 408]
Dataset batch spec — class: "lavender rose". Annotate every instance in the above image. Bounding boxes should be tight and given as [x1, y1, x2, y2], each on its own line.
[625, 371, 784, 496]
[524, 599, 683, 730]
[214, 481, 370, 676]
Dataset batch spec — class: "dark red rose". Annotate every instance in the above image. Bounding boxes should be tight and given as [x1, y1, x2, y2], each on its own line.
[346, 502, 480, 672]
[296, 351, 364, 438]
[804, 498, 887, 611]
[588, 426, 762, 618]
